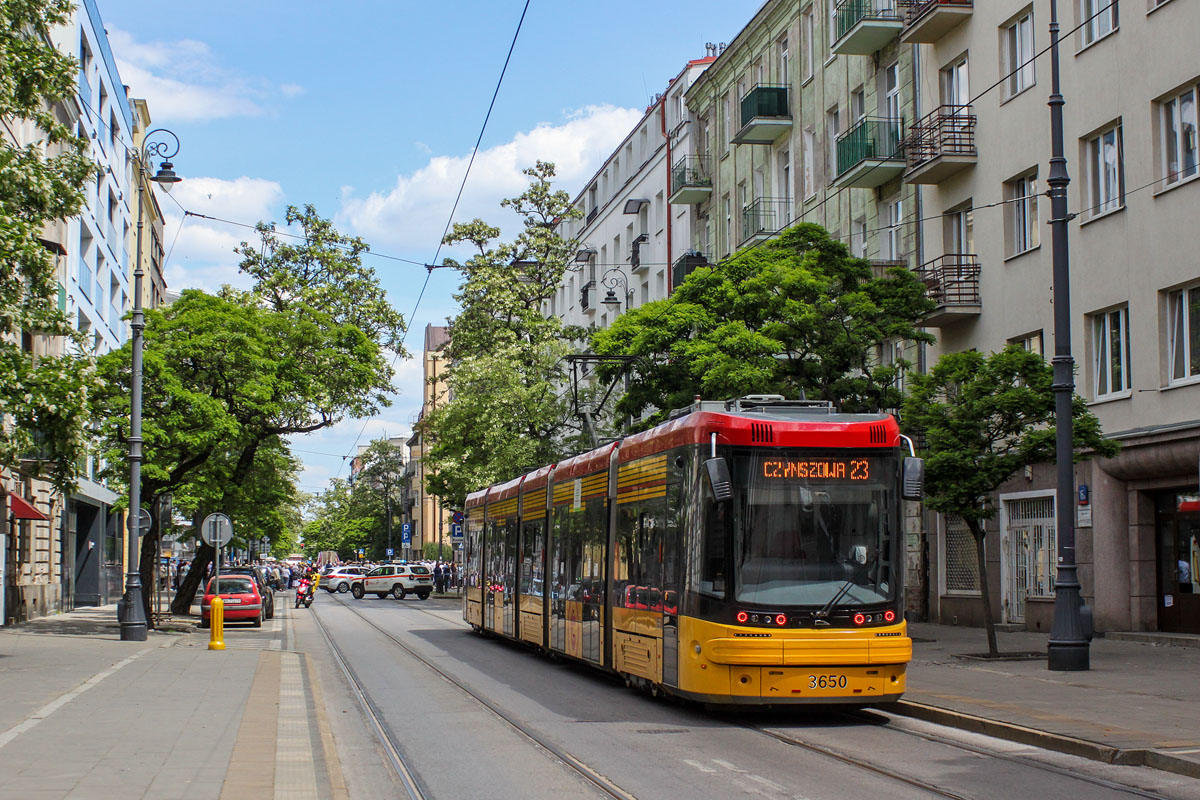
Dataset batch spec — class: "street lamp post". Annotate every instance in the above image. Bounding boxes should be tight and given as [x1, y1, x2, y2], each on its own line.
[1044, 2, 1089, 671]
[120, 129, 181, 642]
[600, 267, 631, 310]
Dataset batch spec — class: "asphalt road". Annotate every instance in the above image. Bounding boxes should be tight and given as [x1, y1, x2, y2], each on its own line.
[305, 594, 1200, 800]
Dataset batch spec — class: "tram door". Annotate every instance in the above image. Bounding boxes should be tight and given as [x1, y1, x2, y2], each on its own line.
[661, 480, 684, 688]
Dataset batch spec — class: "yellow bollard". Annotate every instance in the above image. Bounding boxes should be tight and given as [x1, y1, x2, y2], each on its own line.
[208, 596, 225, 650]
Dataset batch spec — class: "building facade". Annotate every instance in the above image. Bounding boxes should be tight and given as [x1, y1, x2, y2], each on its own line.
[905, 0, 1200, 635]
[51, 0, 137, 609]
[551, 57, 715, 333]
[405, 325, 454, 560]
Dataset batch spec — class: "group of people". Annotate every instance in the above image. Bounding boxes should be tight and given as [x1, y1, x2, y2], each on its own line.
[432, 561, 457, 593]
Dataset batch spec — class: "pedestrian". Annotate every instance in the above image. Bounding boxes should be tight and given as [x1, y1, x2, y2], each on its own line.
[434, 562, 444, 594]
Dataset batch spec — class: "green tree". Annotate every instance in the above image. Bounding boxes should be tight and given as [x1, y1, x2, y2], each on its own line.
[902, 346, 1119, 656]
[592, 223, 935, 423]
[0, 0, 100, 493]
[302, 479, 373, 560]
[353, 437, 406, 559]
[422, 162, 584, 506]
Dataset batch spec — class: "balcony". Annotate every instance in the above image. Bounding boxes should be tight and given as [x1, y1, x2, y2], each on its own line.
[732, 85, 792, 145]
[586, 206, 599, 226]
[915, 254, 981, 326]
[905, 105, 977, 184]
[672, 251, 710, 291]
[740, 197, 792, 247]
[869, 258, 909, 278]
[899, 0, 973, 44]
[832, 0, 904, 56]
[833, 117, 906, 189]
[669, 155, 713, 204]
[580, 280, 596, 312]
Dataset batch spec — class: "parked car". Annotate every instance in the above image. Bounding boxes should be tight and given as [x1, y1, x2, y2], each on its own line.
[223, 566, 275, 619]
[200, 576, 264, 628]
[323, 565, 368, 593]
[350, 563, 434, 600]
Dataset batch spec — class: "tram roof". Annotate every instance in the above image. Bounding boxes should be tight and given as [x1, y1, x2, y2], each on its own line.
[554, 441, 618, 481]
[520, 463, 554, 492]
[465, 488, 487, 508]
[489, 474, 524, 502]
[619, 409, 900, 462]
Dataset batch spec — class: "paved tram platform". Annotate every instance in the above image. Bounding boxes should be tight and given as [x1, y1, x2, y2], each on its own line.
[0, 604, 1196, 797]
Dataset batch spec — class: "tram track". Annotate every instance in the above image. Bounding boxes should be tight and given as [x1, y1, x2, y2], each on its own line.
[318, 593, 1182, 800]
[312, 593, 640, 800]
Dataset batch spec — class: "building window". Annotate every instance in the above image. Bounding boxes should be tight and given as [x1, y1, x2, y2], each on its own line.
[851, 87, 865, 124]
[802, 7, 815, 80]
[828, 0, 838, 53]
[1092, 305, 1131, 398]
[1081, 0, 1117, 47]
[722, 91, 732, 150]
[1006, 171, 1039, 256]
[943, 515, 979, 594]
[851, 217, 867, 258]
[826, 106, 840, 180]
[1003, 11, 1036, 98]
[777, 148, 791, 206]
[778, 37, 789, 83]
[1168, 285, 1200, 384]
[1010, 330, 1044, 356]
[722, 194, 732, 255]
[1160, 86, 1198, 187]
[885, 199, 904, 260]
[1085, 123, 1124, 216]
[802, 129, 816, 200]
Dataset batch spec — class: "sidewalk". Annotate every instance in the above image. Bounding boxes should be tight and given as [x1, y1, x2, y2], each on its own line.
[0, 602, 346, 800]
[895, 622, 1200, 779]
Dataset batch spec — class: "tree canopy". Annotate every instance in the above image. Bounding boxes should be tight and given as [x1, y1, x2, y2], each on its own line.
[0, 0, 100, 493]
[592, 223, 935, 424]
[902, 346, 1119, 654]
[421, 162, 586, 506]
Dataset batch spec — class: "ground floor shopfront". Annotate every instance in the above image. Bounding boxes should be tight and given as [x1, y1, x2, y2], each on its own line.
[928, 422, 1200, 636]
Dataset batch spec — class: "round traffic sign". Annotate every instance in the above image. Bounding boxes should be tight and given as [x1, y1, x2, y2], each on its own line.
[452, 510, 464, 525]
[200, 512, 234, 547]
[129, 507, 153, 533]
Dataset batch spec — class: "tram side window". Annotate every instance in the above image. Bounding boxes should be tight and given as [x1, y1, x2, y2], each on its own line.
[466, 520, 481, 588]
[701, 497, 729, 597]
[521, 521, 544, 596]
[551, 505, 575, 619]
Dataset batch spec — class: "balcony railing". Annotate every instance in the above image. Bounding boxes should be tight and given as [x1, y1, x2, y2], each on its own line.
[669, 155, 713, 204]
[915, 254, 981, 325]
[833, 0, 904, 55]
[580, 279, 596, 312]
[905, 104, 977, 184]
[899, 0, 973, 43]
[741, 197, 792, 246]
[586, 206, 599, 226]
[732, 85, 792, 145]
[834, 117, 906, 188]
[672, 251, 710, 291]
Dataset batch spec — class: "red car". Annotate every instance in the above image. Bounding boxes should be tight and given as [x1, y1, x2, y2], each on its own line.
[200, 575, 264, 628]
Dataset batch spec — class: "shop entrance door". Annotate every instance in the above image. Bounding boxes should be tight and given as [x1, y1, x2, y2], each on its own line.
[1155, 491, 1200, 634]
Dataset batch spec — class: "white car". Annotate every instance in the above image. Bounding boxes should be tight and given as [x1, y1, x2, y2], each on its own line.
[323, 566, 368, 593]
[350, 564, 434, 600]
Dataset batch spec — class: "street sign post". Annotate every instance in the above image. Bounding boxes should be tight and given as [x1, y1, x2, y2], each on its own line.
[201, 513, 233, 589]
[401, 522, 412, 547]
[386, 548, 394, 558]
[450, 523, 463, 541]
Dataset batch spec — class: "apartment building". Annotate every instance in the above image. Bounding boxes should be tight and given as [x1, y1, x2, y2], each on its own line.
[551, 57, 715, 333]
[405, 325, 455, 559]
[50, 0, 137, 608]
[129, 98, 168, 314]
[907, 0, 1200, 636]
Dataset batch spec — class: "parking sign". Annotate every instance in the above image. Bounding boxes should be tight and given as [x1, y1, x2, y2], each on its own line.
[401, 522, 412, 546]
[451, 523, 463, 541]
[386, 548, 394, 557]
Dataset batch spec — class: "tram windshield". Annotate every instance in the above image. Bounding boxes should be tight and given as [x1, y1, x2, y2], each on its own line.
[725, 449, 899, 608]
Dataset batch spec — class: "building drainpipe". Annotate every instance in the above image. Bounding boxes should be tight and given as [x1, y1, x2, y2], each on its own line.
[662, 94, 673, 293]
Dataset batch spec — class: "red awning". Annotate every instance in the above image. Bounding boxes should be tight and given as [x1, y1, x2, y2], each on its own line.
[7, 493, 49, 521]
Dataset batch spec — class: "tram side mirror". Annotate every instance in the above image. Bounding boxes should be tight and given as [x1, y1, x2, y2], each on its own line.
[704, 457, 733, 502]
[901, 457, 925, 501]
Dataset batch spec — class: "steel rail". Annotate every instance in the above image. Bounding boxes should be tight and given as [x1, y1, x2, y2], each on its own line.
[319, 594, 640, 800]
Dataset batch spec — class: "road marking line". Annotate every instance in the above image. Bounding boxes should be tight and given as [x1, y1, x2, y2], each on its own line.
[0, 647, 152, 751]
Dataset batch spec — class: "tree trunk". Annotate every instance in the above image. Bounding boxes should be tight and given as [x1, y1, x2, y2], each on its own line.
[137, 519, 160, 629]
[170, 542, 214, 615]
[966, 518, 999, 657]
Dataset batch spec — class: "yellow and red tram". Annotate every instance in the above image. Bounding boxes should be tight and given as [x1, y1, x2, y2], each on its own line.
[463, 396, 924, 706]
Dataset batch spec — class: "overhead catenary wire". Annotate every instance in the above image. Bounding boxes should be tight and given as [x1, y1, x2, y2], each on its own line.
[333, 0, 533, 480]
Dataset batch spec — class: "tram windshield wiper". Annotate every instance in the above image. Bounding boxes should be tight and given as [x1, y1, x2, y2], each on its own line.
[815, 555, 876, 619]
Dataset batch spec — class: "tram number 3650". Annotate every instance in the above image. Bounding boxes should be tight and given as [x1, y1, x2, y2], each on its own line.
[808, 674, 848, 689]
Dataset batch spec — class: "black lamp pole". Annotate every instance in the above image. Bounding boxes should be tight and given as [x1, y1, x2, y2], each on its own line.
[1045, 1, 1089, 671]
[120, 128, 181, 642]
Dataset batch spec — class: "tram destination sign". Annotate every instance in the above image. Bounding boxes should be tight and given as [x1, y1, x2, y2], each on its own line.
[761, 457, 877, 482]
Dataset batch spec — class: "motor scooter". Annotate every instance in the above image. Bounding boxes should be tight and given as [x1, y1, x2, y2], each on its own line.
[295, 577, 314, 608]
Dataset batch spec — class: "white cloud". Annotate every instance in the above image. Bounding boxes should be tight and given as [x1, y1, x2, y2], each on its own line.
[109, 28, 300, 123]
[160, 176, 285, 293]
[338, 104, 645, 252]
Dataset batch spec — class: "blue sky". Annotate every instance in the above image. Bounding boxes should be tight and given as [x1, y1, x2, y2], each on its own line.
[97, 0, 760, 494]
